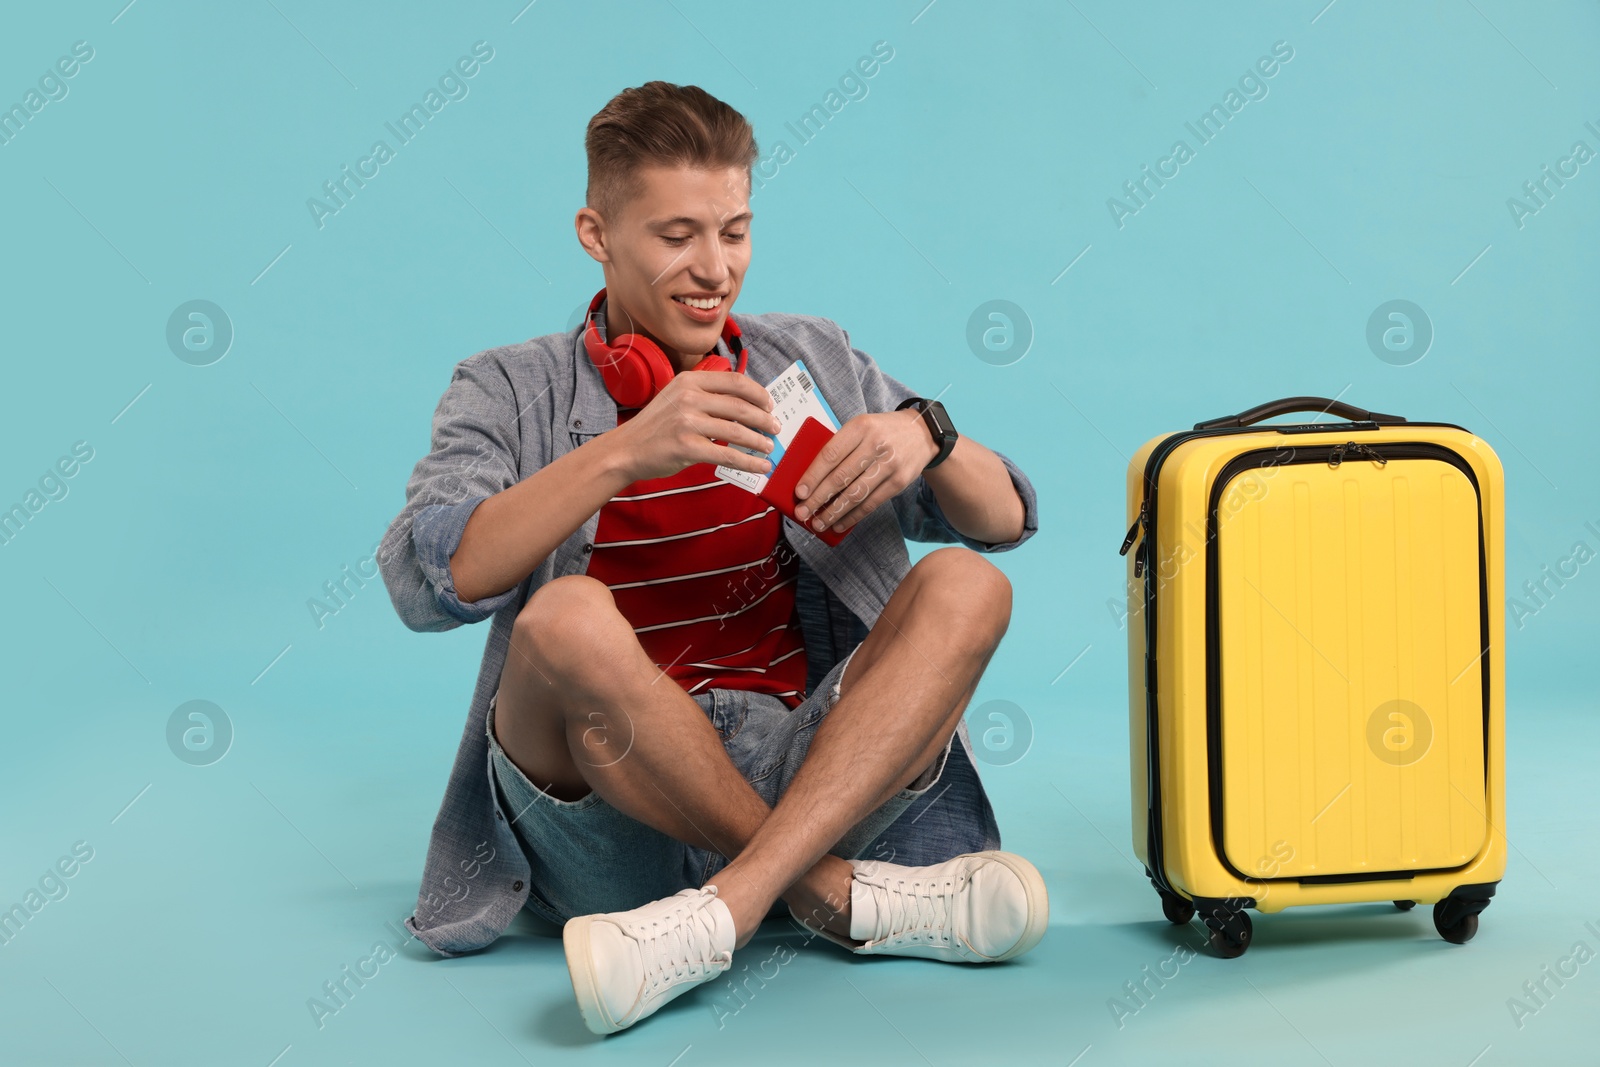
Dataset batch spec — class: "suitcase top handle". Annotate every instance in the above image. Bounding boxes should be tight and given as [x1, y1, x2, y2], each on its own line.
[1193, 396, 1407, 431]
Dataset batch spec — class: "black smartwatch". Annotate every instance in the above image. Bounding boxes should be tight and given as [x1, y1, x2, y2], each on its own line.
[896, 396, 958, 470]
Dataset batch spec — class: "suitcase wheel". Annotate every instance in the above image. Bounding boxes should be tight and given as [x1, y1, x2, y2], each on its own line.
[1202, 908, 1253, 959]
[1160, 893, 1195, 926]
[1146, 870, 1197, 925]
[1433, 900, 1480, 945]
[1393, 900, 1416, 911]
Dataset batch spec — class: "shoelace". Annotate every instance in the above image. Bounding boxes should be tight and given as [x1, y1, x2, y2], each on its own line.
[635, 889, 732, 993]
[867, 872, 962, 945]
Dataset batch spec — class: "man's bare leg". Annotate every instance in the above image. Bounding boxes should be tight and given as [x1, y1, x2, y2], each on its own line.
[494, 546, 1010, 947]
[705, 546, 1009, 939]
[494, 574, 813, 906]
[495, 573, 857, 930]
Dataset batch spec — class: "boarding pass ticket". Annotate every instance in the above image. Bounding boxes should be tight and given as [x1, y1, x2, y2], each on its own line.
[713, 359, 842, 494]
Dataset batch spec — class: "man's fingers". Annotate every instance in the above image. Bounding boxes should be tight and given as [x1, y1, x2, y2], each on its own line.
[704, 440, 774, 475]
[802, 439, 882, 521]
[815, 439, 899, 525]
[690, 370, 774, 412]
[695, 393, 782, 435]
[794, 421, 864, 502]
[694, 415, 774, 456]
[816, 462, 878, 525]
[818, 475, 900, 533]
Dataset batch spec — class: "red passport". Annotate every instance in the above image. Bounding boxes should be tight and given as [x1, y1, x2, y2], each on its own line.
[758, 416, 851, 547]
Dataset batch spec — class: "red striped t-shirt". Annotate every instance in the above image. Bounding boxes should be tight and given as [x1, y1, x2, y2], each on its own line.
[584, 407, 809, 708]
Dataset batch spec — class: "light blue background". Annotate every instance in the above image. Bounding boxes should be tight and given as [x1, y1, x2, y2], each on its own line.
[2, 1, 1596, 1064]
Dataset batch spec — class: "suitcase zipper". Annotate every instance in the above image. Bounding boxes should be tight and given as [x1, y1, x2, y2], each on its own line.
[1119, 502, 1148, 575]
[1328, 440, 1388, 467]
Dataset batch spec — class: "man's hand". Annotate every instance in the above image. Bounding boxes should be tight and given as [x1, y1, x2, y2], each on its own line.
[610, 371, 782, 482]
[793, 408, 937, 535]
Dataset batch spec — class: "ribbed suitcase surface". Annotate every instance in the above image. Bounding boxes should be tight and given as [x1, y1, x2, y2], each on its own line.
[1213, 450, 1486, 878]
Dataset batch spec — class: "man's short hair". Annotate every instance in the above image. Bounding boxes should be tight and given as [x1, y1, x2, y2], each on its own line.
[585, 81, 759, 223]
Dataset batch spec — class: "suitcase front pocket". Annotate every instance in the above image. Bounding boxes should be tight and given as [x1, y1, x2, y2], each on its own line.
[1205, 442, 1489, 883]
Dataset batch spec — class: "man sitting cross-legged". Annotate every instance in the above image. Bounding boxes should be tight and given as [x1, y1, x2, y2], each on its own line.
[379, 80, 1047, 1036]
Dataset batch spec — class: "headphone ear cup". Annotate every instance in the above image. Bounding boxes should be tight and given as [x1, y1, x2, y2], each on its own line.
[583, 291, 743, 407]
[584, 311, 677, 408]
[609, 332, 677, 409]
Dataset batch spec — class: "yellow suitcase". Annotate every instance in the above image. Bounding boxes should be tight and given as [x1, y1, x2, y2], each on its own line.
[1120, 396, 1506, 956]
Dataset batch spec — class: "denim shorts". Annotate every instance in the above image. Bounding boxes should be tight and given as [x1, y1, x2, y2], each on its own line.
[485, 644, 999, 926]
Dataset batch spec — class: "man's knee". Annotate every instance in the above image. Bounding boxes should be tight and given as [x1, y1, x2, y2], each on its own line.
[907, 547, 1012, 635]
[512, 575, 631, 678]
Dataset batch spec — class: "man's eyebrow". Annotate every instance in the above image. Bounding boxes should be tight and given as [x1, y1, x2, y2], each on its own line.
[649, 211, 753, 228]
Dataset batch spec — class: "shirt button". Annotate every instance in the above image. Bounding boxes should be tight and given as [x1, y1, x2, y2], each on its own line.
[495, 811, 503, 821]
[513, 880, 524, 892]
[582, 543, 593, 554]
[574, 418, 583, 428]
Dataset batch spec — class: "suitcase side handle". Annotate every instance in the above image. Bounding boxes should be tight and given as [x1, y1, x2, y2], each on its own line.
[1193, 396, 1407, 431]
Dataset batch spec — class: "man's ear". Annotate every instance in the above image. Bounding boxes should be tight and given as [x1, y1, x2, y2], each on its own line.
[575, 207, 610, 264]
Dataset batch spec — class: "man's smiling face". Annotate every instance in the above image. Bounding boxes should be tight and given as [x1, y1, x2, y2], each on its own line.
[577, 164, 752, 371]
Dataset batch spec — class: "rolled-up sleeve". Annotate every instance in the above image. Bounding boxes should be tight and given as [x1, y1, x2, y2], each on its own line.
[378, 355, 526, 632]
[895, 450, 1039, 552]
[840, 327, 1040, 553]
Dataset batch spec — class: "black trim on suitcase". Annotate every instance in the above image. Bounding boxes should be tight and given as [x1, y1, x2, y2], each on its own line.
[1296, 870, 1416, 885]
[1202, 441, 1493, 885]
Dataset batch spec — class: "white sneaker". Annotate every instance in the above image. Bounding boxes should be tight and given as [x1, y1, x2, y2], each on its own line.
[802, 851, 1048, 963]
[562, 885, 737, 1035]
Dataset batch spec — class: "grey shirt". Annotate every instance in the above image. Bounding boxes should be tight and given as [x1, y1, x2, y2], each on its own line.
[377, 310, 1040, 956]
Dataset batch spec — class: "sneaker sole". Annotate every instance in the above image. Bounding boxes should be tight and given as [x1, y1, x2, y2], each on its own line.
[562, 915, 621, 1035]
[972, 850, 1049, 962]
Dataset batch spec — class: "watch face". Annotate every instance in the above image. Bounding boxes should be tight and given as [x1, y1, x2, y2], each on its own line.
[920, 400, 956, 469]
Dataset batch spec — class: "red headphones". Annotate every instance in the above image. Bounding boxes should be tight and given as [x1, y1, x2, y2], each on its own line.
[582, 288, 747, 409]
